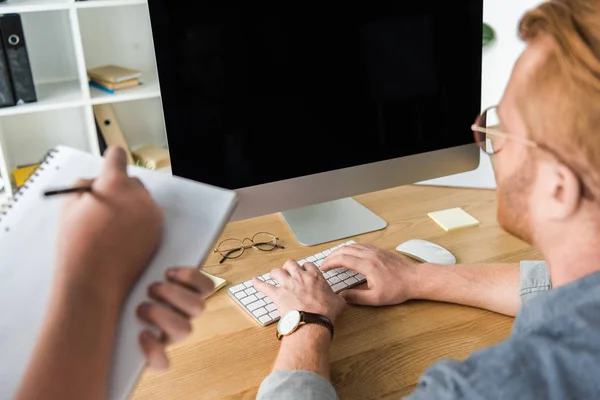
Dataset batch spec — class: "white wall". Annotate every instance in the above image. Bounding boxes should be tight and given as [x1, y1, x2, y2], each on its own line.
[418, 0, 544, 189]
[481, 0, 544, 109]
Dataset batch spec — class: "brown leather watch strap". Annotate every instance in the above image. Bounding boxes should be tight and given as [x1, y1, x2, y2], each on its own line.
[301, 312, 334, 340]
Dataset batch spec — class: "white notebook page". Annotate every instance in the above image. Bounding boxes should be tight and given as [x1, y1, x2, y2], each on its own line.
[0, 146, 237, 400]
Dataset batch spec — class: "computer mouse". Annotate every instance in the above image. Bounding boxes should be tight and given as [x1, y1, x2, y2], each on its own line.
[396, 239, 456, 265]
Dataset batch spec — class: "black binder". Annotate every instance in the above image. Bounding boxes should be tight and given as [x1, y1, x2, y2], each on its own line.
[0, 27, 15, 108]
[0, 14, 36, 104]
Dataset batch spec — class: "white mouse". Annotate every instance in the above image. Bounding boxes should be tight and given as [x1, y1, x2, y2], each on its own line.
[396, 239, 456, 265]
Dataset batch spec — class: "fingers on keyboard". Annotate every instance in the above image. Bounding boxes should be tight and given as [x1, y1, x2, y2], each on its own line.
[228, 240, 363, 325]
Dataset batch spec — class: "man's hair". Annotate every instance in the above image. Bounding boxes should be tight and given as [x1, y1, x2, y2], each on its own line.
[519, 0, 600, 200]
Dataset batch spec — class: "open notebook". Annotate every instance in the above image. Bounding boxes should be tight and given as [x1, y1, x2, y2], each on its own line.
[0, 146, 237, 400]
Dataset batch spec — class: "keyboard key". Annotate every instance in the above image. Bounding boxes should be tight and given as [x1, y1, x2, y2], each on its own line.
[356, 273, 366, 281]
[346, 270, 358, 277]
[314, 260, 323, 267]
[259, 315, 272, 324]
[243, 280, 254, 288]
[229, 283, 246, 294]
[253, 308, 268, 317]
[235, 291, 246, 300]
[297, 259, 306, 265]
[306, 256, 316, 262]
[262, 273, 270, 280]
[323, 249, 332, 256]
[315, 252, 326, 259]
[264, 297, 273, 304]
[265, 303, 276, 312]
[329, 276, 341, 284]
[331, 282, 347, 292]
[256, 292, 266, 299]
[269, 310, 280, 319]
[244, 287, 257, 296]
[344, 276, 359, 286]
[337, 272, 350, 280]
[257, 276, 265, 281]
[241, 295, 258, 305]
[247, 300, 267, 311]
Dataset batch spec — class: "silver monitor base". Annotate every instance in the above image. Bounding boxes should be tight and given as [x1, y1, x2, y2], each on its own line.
[281, 197, 387, 246]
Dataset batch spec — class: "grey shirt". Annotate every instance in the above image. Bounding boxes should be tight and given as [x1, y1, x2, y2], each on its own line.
[257, 261, 600, 399]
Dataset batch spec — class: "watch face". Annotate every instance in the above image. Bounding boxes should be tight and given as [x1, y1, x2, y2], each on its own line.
[278, 310, 301, 335]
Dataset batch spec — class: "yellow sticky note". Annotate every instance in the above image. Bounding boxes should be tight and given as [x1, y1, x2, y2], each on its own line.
[200, 271, 227, 297]
[427, 207, 480, 232]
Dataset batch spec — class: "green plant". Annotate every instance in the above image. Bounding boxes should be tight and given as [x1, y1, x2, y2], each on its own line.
[483, 23, 495, 47]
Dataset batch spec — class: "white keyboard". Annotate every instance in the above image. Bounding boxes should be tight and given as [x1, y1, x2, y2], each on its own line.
[228, 240, 366, 326]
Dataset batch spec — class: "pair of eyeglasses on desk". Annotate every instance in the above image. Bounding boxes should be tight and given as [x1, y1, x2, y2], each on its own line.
[213, 232, 284, 264]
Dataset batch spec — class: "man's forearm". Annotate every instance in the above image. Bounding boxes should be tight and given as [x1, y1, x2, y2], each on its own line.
[16, 279, 121, 400]
[412, 263, 520, 316]
[274, 324, 332, 379]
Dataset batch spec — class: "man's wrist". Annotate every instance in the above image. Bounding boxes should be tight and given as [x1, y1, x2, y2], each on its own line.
[407, 262, 442, 300]
[282, 323, 331, 346]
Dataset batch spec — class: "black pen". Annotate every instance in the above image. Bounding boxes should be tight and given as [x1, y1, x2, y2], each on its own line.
[44, 186, 93, 197]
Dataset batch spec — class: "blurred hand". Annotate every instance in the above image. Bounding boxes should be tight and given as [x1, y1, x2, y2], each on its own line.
[321, 243, 420, 306]
[55, 146, 164, 305]
[253, 260, 346, 325]
[137, 267, 215, 371]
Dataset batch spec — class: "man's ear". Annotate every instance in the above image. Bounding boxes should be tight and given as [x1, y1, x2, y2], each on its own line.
[541, 161, 581, 220]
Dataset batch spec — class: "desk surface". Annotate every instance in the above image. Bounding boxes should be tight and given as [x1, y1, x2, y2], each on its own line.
[131, 184, 541, 400]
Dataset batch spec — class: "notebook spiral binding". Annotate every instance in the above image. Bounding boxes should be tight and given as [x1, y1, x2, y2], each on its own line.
[0, 148, 59, 224]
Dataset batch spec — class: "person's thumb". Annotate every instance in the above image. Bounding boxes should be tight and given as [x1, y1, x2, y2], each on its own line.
[340, 288, 379, 306]
[101, 146, 128, 179]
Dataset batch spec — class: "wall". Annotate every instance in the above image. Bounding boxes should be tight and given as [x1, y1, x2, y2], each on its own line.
[418, 0, 544, 189]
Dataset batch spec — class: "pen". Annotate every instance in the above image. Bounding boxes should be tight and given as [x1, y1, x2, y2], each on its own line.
[44, 186, 93, 197]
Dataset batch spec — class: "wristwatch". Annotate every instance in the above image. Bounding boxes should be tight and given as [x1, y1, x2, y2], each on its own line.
[276, 310, 334, 340]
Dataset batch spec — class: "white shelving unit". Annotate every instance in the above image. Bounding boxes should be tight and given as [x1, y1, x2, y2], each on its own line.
[0, 0, 167, 202]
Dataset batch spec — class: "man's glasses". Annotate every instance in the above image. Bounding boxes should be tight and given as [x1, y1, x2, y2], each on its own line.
[471, 105, 593, 200]
[213, 232, 284, 264]
[471, 105, 538, 155]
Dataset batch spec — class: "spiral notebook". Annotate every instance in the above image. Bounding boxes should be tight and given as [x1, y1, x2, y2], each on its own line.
[0, 146, 237, 400]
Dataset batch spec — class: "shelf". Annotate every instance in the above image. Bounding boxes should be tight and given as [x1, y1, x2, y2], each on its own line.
[90, 76, 160, 105]
[75, 0, 147, 9]
[0, 107, 90, 171]
[0, 0, 148, 13]
[0, 80, 84, 117]
[0, 0, 72, 13]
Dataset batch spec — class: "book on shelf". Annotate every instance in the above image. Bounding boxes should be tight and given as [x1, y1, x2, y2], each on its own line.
[88, 65, 142, 84]
[91, 77, 140, 91]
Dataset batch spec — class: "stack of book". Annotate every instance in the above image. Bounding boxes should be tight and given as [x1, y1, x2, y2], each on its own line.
[88, 65, 142, 94]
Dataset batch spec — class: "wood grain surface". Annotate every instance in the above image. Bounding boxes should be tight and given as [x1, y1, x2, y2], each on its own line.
[130, 184, 541, 399]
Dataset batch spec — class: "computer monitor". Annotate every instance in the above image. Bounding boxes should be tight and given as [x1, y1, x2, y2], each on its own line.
[147, 2, 483, 246]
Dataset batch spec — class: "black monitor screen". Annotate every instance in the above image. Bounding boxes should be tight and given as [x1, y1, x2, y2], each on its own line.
[147, 3, 482, 189]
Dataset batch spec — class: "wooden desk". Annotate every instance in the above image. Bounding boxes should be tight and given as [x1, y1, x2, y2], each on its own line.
[131, 185, 541, 400]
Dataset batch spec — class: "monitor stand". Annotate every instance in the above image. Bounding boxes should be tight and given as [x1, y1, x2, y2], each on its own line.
[281, 197, 387, 246]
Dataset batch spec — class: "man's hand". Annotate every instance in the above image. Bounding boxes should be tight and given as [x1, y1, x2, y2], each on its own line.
[138, 267, 215, 371]
[55, 147, 164, 305]
[253, 260, 346, 325]
[321, 243, 420, 306]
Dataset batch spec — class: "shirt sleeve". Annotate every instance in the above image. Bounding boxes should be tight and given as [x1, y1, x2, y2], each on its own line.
[404, 331, 590, 400]
[519, 261, 551, 303]
[256, 370, 338, 400]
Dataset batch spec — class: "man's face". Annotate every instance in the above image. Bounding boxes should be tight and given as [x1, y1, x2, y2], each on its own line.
[493, 38, 553, 243]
